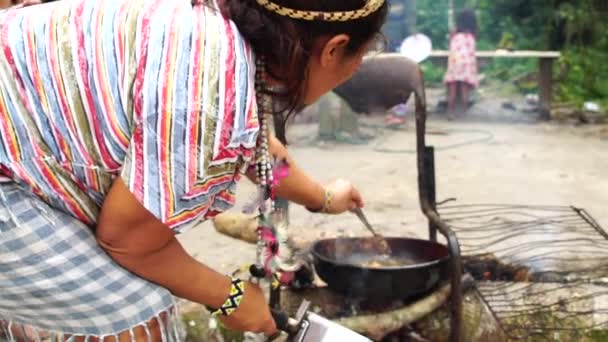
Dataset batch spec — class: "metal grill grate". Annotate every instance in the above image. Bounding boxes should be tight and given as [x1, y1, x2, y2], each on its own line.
[438, 204, 608, 340]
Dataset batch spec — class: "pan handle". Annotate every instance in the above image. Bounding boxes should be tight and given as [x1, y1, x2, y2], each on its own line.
[271, 309, 290, 332]
[271, 309, 300, 335]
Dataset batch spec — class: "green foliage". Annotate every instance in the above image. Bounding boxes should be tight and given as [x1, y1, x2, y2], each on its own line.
[554, 1, 602, 47]
[552, 0, 608, 109]
[556, 48, 608, 108]
[420, 62, 446, 85]
[416, 1, 450, 50]
[588, 329, 608, 342]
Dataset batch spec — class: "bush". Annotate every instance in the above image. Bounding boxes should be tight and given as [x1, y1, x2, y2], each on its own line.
[420, 62, 446, 86]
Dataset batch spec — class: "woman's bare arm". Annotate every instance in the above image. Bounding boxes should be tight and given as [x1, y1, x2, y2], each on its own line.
[96, 180, 232, 308]
[249, 135, 362, 212]
[265, 135, 326, 210]
[96, 180, 277, 335]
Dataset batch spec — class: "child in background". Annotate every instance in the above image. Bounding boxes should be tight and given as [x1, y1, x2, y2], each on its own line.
[444, 9, 479, 119]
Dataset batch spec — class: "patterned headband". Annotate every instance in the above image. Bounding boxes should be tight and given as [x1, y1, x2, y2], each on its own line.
[255, 0, 386, 22]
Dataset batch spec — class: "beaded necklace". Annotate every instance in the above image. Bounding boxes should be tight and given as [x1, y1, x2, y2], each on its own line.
[252, 56, 299, 285]
[254, 56, 274, 212]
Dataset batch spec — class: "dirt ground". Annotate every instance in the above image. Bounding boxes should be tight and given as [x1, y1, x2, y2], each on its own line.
[178, 88, 608, 276]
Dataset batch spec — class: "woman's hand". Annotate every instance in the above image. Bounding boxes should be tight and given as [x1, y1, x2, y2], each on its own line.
[324, 179, 364, 214]
[219, 281, 277, 336]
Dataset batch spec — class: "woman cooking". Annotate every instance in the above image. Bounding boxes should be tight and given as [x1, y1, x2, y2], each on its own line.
[0, 0, 388, 340]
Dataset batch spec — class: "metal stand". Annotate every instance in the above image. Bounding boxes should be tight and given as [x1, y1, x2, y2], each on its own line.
[414, 73, 463, 342]
[424, 146, 438, 243]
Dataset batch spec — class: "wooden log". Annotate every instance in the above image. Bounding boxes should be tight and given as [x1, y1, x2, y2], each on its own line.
[212, 212, 258, 244]
[335, 275, 475, 341]
[212, 213, 313, 254]
[413, 290, 508, 342]
[280, 275, 475, 341]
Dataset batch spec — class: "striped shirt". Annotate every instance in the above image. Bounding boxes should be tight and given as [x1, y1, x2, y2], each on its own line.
[0, 0, 259, 232]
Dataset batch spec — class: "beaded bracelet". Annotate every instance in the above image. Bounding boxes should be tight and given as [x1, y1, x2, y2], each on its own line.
[305, 188, 334, 213]
[207, 278, 245, 317]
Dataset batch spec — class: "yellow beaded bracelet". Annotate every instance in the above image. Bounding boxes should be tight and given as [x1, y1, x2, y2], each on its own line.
[208, 278, 245, 317]
[306, 188, 334, 213]
[322, 188, 334, 213]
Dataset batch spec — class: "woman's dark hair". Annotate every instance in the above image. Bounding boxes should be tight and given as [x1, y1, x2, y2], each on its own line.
[456, 9, 478, 36]
[218, 0, 388, 142]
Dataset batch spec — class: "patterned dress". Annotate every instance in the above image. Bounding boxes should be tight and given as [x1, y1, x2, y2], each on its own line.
[0, 0, 259, 339]
[0, 0, 258, 232]
[443, 32, 478, 87]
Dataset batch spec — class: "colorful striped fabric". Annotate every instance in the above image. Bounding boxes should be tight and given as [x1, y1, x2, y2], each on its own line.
[0, 0, 259, 232]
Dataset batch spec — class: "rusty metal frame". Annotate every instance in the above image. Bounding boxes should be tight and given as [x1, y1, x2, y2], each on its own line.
[414, 72, 463, 342]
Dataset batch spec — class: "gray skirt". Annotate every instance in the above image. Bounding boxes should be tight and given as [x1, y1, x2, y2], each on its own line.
[0, 182, 182, 341]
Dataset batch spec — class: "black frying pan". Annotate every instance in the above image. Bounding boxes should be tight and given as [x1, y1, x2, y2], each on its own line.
[311, 237, 450, 303]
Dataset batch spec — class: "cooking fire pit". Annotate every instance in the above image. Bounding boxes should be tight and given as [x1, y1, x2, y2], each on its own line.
[270, 69, 466, 342]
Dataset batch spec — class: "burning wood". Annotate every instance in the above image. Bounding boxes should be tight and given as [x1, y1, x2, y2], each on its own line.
[463, 253, 532, 282]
